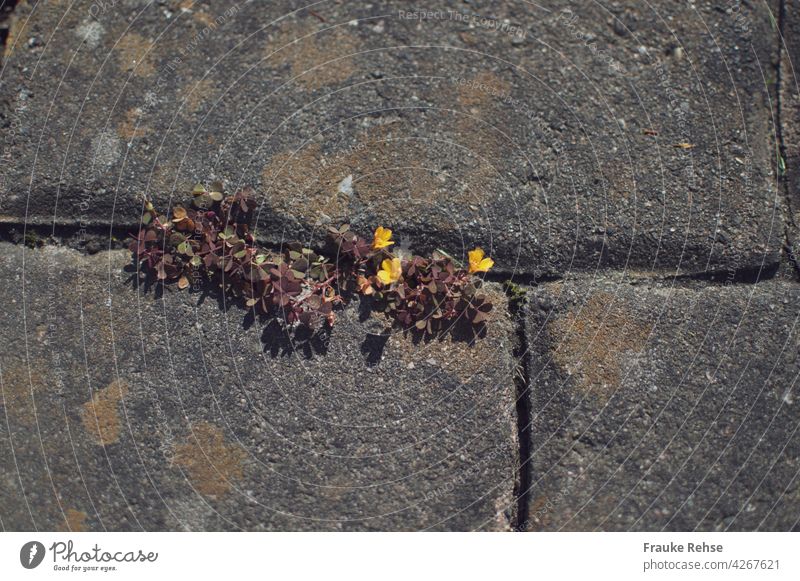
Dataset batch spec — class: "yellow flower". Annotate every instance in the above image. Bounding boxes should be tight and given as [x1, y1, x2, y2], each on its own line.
[371, 226, 394, 250]
[468, 247, 494, 273]
[377, 257, 402, 285]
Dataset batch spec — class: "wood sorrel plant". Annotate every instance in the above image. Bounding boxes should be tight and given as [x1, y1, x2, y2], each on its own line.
[130, 183, 495, 335]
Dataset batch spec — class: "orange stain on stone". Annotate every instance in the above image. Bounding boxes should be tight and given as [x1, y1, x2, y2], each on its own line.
[262, 123, 458, 224]
[173, 423, 246, 498]
[456, 71, 511, 111]
[267, 24, 360, 90]
[181, 78, 216, 115]
[117, 108, 151, 140]
[193, 10, 215, 27]
[549, 292, 651, 399]
[115, 33, 156, 77]
[177, 0, 215, 27]
[81, 380, 129, 445]
[58, 508, 88, 532]
[261, 142, 350, 220]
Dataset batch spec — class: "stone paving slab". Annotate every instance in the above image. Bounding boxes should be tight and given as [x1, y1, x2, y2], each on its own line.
[0, 243, 517, 531]
[523, 276, 800, 531]
[780, 0, 800, 269]
[0, 0, 783, 276]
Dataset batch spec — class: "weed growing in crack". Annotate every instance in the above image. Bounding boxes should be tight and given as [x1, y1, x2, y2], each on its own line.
[130, 183, 494, 337]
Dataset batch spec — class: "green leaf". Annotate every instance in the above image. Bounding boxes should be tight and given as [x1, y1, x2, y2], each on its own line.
[209, 191, 224, 202]
[192, 194, 210, 209]
[141, 212, 152, 225]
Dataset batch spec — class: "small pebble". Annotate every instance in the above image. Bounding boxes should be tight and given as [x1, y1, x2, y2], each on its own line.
[338, 175, 353, 195]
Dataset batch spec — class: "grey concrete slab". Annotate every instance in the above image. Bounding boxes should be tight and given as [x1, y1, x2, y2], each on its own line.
[0, 0, 783, 276]
[524, 276, 800, 531]
[0, 243, 517, 530]
[780, 0, 800, 272]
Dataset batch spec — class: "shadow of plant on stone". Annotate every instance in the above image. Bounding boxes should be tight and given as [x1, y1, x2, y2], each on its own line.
[130, 256, 490, 365]
[128, 266, 333, 359]
[360, 332, 390, 366]
[261, 319, 331, 359]
[124, 262, 165, 300]
[361, 315, 488, 368]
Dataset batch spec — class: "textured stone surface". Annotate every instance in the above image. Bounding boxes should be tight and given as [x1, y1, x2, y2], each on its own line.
[1, 0, 797, 536]
[524, 276, 800, 531]
[781, 0, 800, 271]
[0, 0, 783, 276]
[0, 243, 517, 530]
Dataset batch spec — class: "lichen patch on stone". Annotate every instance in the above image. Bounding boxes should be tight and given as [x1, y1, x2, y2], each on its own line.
[266, 24, 360, 90]
[262, 120, 494, 224]
[548, 291, 651, 399]
[262, 143, 350, 220]
[181, 78, 216, 115]
[173, 422, 246, 498]
[115, 33, 156, 77]
[117, 108, 151, 140]
[455, 71, 511, 112]
[81, 379, 129, 446]
[58, 508, 88, 532]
